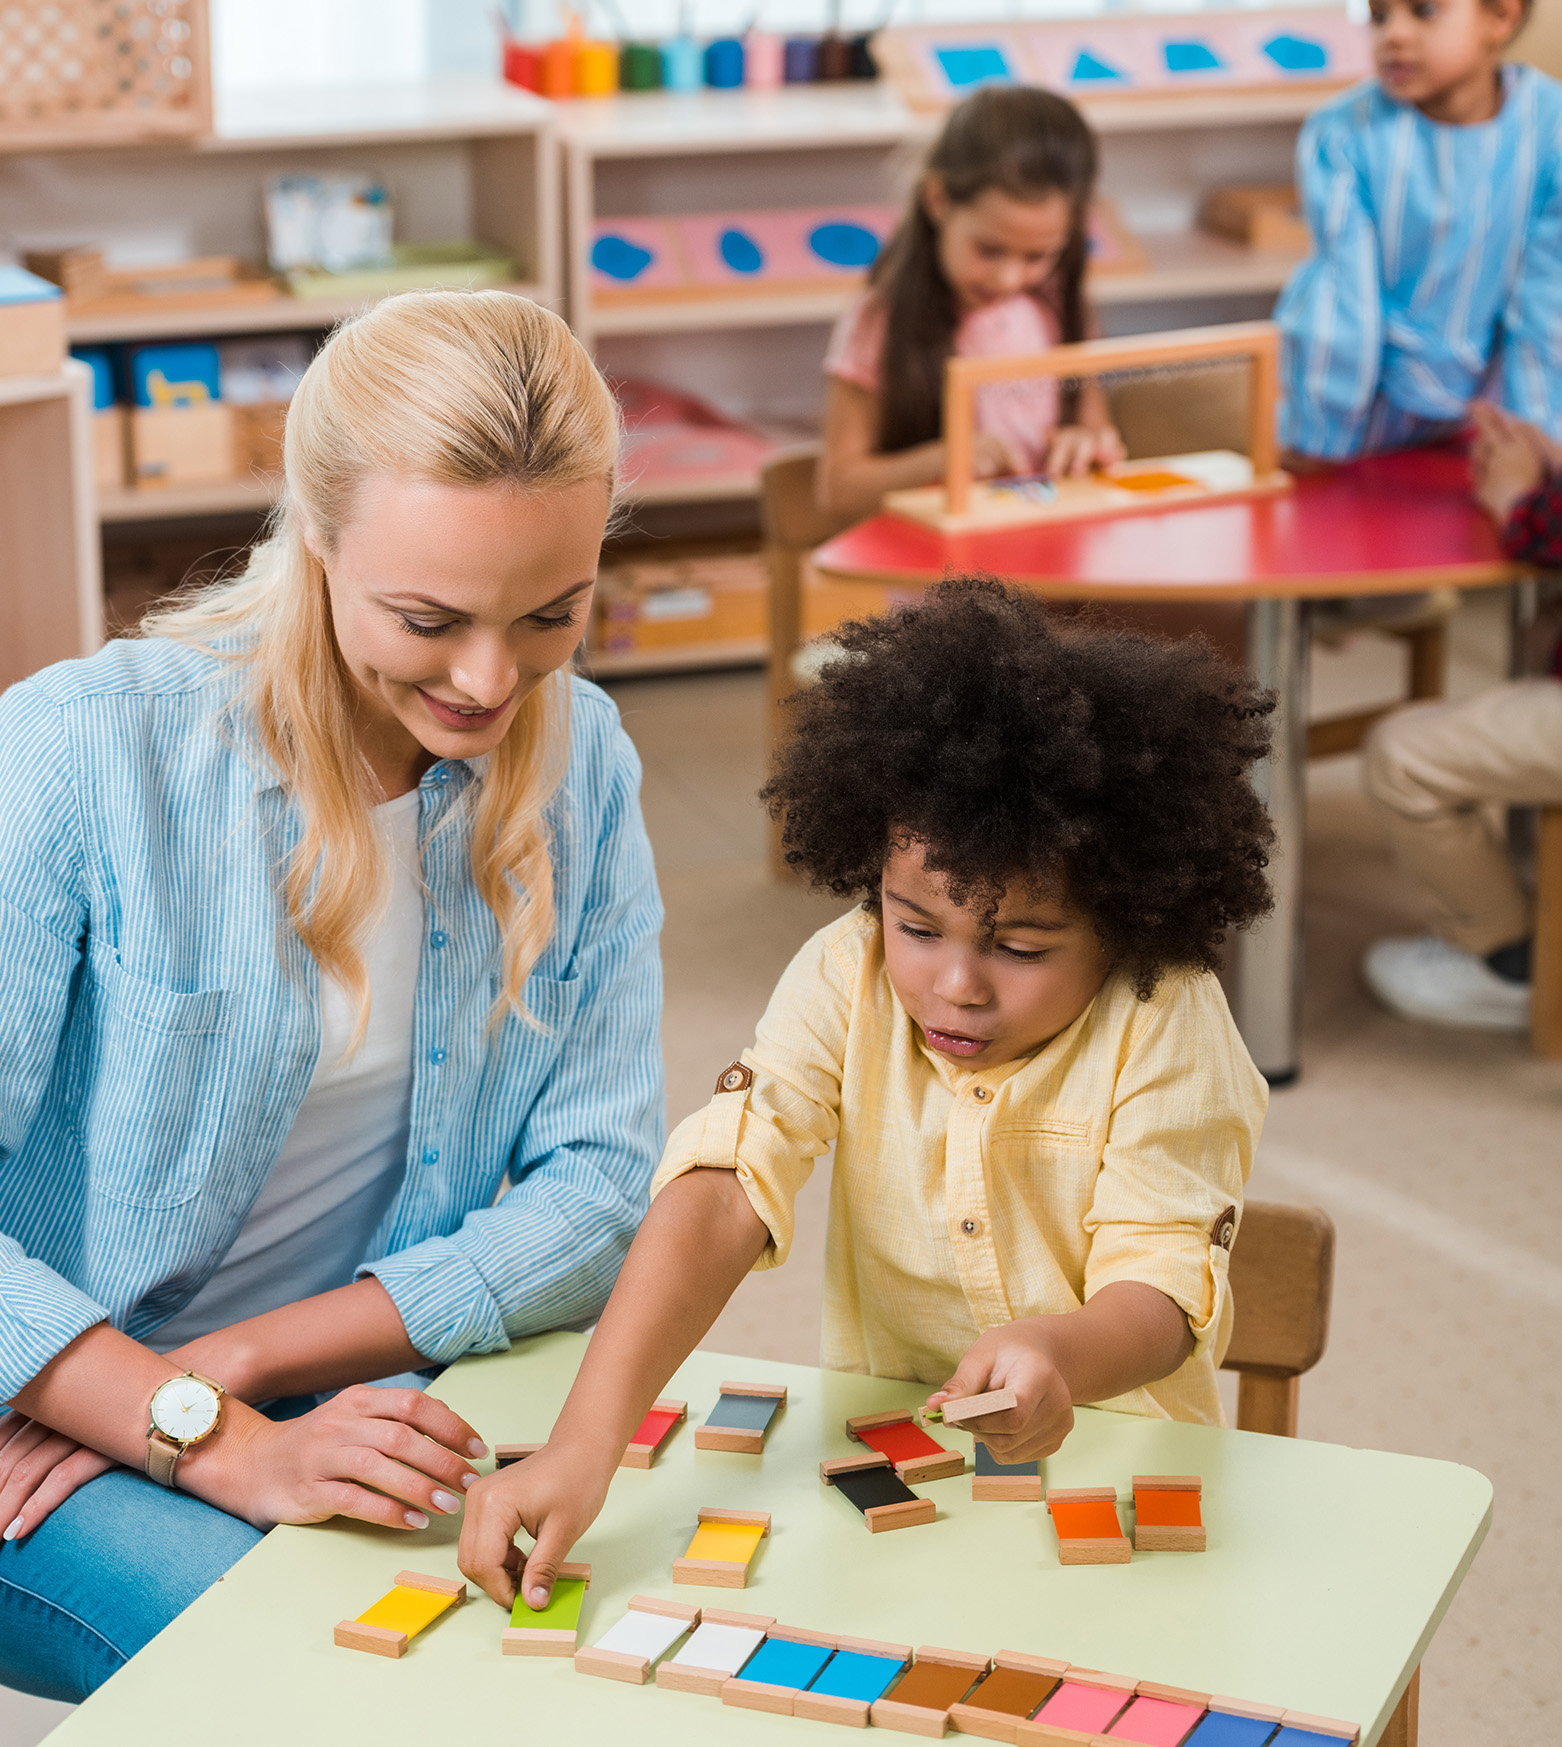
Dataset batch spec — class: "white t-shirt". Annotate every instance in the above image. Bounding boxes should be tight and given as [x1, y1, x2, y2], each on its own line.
[155, 791, 423, 1349]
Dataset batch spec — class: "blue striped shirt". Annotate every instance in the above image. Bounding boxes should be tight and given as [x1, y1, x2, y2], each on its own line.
[0, 638, 664, 1402]
[1276, 64, 1562, 458]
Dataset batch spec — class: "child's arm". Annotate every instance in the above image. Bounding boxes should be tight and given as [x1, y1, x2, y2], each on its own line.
[1496, 144, 1562, 447]
[1274, 109, 1384, 462]
[1470, 400, 1557, 535]
[458, 1167, 768, 1609]
[925, 1283, 1192, 1462]
[818, 377, 1019, 518]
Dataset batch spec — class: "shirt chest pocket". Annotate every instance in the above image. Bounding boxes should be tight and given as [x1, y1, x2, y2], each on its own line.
[77, 944, 233, 1210]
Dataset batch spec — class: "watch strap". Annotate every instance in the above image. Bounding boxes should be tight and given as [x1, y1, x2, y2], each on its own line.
[146, 1428, 183, 1489]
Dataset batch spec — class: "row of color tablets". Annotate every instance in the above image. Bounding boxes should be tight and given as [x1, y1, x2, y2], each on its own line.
[502, 31, 876, 98]
[573, 1604, 1362, 1745]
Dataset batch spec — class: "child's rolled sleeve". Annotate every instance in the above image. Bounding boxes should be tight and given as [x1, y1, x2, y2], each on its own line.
[1080, 973, 1263, 1365]
[650, 922, 853, 1268]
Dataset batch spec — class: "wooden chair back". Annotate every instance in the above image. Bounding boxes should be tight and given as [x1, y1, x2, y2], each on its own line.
[1533, 807, 1562, 1056]
[1222, 1199, 1335, 1437]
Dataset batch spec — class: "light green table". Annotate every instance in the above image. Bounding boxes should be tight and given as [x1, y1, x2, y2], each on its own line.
[49, 1335, 1490, 1747]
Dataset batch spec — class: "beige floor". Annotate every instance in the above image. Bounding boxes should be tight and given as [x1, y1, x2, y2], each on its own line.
[6, 593, 1558, 1745]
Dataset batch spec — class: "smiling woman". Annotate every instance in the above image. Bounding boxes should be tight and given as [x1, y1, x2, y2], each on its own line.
[0, 291, 663, 1705]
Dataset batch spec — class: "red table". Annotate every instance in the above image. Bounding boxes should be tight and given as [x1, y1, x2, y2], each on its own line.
[811, 447, 1525, 1082]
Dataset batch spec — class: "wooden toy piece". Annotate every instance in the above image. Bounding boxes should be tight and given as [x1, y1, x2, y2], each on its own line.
[333, 1571, 465, 1659]
[1199, 185, 1310, 255]
[846, 1408, 965, 1482]
[1132, 1475, 1206, 1552]
[494, 1442, 543, 1469]
[1207, 1696, 1287, 1724]
[620, 1397, 688, 1469]
[821, 1452, 936, 1532]
[935, 1386, 1019, 1429]
[1017, 1670, 1137, 1743]
[1276, 1712, 1360, 1744]
[873, 1646, 991, 1738]
[573, 1594, 699, 1684]
[1182, 1715, 1284, 1746]
[1045, 1486, 1132, 1565]
[501, 1561, 590, 1656]
[948, 1650, 1069, 1742]
[671, 1507, 772, 1587]
[695, 1380, 787, 1454]
[655, 1607, 775, 1697]
[795, 1635, 914, 1727]
[1103, 1691, 1209, 1744]
[721, 1624, 839, 1716]
[884, 322, 1288, 533]
[0, 266, 66, 378]
[972, 1440, 1041, 1502]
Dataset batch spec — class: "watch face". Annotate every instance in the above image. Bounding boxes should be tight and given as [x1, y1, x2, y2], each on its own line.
[151, 1376, 220, 1442]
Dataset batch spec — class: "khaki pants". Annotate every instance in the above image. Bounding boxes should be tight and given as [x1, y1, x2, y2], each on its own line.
[1363, 679, 1562, 955]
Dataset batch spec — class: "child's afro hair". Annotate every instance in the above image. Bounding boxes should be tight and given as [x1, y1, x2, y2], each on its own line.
[761, 577, 1276, 999]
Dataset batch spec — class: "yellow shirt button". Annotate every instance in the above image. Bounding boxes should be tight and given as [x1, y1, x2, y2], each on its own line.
[972, 1085, 992, 1102]
[960, 1217, 982, 1236]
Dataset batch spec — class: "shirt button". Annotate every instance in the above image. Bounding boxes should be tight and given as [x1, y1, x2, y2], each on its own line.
[422, 1149, 439, 1165]
[972, 1085, 992, 1103]
[429, 1048, 447, 1065]
[430, 931, 448, 949]
[961, 1217, 982, 1237]
[435, 770, 450, 784]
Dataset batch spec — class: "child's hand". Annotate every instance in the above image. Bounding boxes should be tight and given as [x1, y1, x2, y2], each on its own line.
[925, 1322, 1076, 1465]
[970, 431, 1024, 480]
[1045, 423, 1126, 478]
[1470, 401, 1554, 526]
[457, 1440, 615, 1611]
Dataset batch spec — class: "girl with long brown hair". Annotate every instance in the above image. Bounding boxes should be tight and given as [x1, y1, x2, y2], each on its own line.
[820, 86, 1125, 518]
[0, 290, 663, 1703]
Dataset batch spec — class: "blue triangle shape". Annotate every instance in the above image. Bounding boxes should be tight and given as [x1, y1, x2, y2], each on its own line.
[1070, 48, 1126, 83]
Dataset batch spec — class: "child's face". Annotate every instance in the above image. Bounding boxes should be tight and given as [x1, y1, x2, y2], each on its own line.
[880, 840, 1111, 1070]
[923, 179, 1073, 314]
[1368, 0, 1521, 115]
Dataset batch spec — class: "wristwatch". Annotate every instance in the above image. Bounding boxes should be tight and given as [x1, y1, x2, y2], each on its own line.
[146, 1371, 226, 1489]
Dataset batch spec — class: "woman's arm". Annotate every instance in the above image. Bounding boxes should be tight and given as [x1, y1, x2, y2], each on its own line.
[459, 1168, 768, 1609]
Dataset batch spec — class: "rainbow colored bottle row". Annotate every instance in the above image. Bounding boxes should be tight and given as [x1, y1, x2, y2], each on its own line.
[502, 30, 876, 98]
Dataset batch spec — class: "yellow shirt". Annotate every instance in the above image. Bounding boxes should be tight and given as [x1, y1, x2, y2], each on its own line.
[653, 907, 1267, 1424]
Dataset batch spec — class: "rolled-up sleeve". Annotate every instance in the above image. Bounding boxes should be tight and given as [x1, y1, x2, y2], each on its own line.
[1500, 135, 1562, 438]
[0, 683, 110, 1401]
[1082, 973, 1264, 1366]
[366, 723, 665, 1363]
[651, 923, 850, 1270]
[1276, 104, 1385, 459]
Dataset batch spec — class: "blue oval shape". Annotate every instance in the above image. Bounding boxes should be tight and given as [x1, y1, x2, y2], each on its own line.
[808, 221, 881, 269]
[719, 228, 764, 274]
[591, 233, 654, 281]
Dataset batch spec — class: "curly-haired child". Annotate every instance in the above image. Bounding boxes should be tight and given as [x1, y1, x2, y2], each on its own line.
[458, 579, 1275, 1610]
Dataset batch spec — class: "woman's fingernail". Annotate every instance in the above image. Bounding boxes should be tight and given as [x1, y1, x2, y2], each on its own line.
[460, 1470, 479, 1488]
[404, 1509, 429, 1529]
[431, 1490, 461, 1514]
[3, 1517, 22, 1542]
[468, 1439, 489, 1458]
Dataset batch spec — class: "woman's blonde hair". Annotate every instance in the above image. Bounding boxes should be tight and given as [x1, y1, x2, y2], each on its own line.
[145, 290, 618, 1031]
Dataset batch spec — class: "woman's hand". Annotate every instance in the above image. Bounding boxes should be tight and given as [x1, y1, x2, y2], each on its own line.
[924, 1324, 1076, 1466]
[179, 1385, 486, 1534]
[1470, 400, 1555, 526]
[1045, 423, 1126, 478]
[0, 1410, 116, 1542]
[458, 1440, 616, 1610]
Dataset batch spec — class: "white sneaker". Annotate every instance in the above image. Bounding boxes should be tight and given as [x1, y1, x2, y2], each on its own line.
[1362, 935, 1530, 1032]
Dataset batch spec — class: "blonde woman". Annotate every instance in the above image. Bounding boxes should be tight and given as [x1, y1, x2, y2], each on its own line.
[0, 291, 662, 1703]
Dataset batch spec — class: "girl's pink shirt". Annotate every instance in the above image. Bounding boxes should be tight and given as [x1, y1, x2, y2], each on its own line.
[824, 289, 1062, 474]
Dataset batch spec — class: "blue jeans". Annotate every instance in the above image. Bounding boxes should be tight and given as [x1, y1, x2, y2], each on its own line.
[0, 1467, 264, 1702]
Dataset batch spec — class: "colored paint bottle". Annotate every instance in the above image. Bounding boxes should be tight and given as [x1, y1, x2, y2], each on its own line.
[620, 41, 662, 90]
[661, 34, 703, 91]
[573, 37, 619, 96]
[744, 30, 782, 87]
[540, 36, 576, 98]
[817, 33, 853, 81]
[783, 35, 820, 83]
[705, 36, 744, 88]
[849, 33, 877, 79]
[502, 41, 541, 91]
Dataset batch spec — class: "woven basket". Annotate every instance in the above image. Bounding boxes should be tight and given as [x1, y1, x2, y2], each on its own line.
[0, 0, 211, 151]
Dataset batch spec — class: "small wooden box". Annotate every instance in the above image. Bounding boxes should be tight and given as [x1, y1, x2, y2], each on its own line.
[132, 403, 237, 487]
[0, 293, 67, 378]
[595, 552, 768, 655]
[234, 402, 288, 476]
[1198, 186, 1311, 255]
[93, 407, 130, 493]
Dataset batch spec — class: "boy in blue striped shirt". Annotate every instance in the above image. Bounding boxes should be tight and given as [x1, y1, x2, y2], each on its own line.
[1277, 0, 1562, 461]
